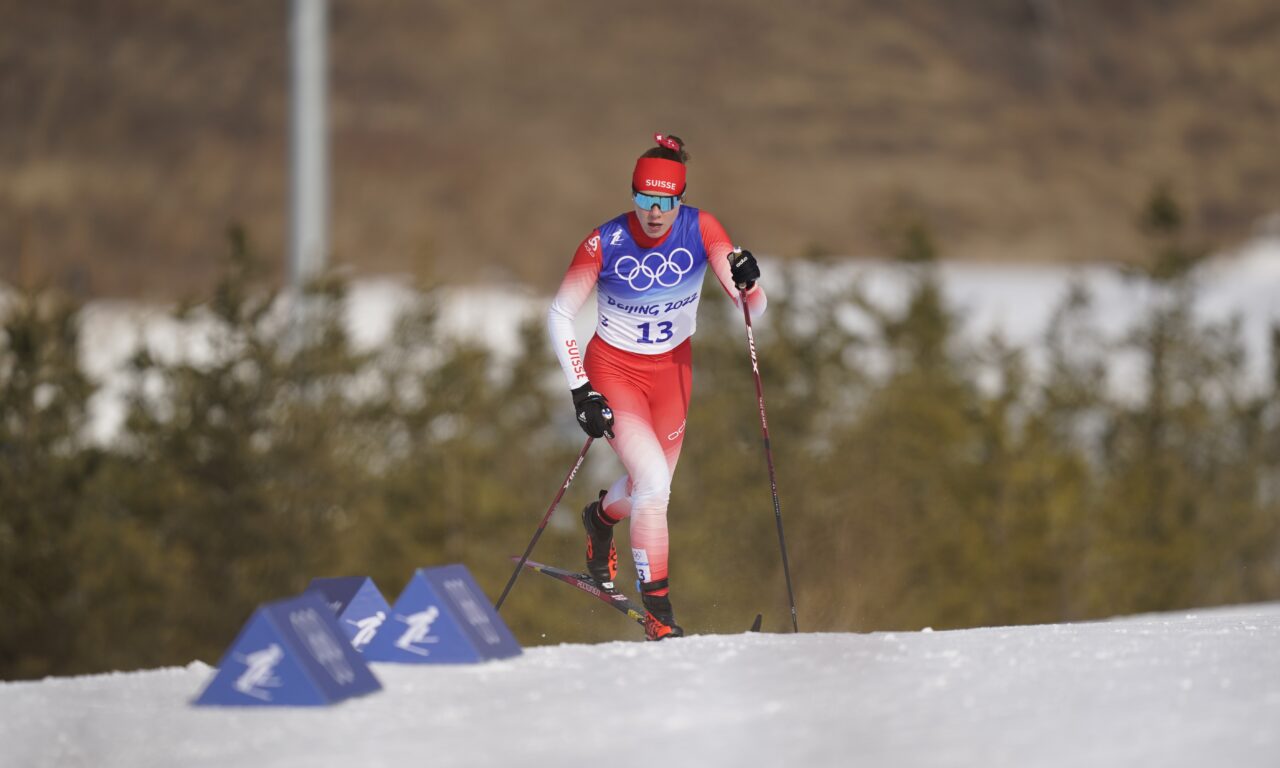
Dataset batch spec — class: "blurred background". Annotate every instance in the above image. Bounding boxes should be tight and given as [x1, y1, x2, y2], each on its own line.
[2, 0, 1279, 679]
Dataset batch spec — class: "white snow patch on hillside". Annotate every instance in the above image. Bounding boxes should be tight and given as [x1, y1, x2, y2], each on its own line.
[5, 235, 1275, 444]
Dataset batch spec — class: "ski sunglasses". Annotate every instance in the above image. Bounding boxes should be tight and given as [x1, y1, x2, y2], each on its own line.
[633, 190, 682, 212]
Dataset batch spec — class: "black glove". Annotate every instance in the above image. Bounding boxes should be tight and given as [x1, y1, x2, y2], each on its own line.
[571, 382, 615, 439]
[728, 248, 760, 291]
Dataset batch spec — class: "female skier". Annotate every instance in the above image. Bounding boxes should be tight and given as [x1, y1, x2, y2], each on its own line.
[546, 134, 766, 640]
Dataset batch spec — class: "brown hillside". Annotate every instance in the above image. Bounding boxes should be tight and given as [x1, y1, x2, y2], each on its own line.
[3, 0, 1279, 299]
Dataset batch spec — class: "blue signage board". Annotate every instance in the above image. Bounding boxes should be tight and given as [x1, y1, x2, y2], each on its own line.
[306, 576, 392, 653]
[363, 564, 521, 663]
[193, 592, 382, 706]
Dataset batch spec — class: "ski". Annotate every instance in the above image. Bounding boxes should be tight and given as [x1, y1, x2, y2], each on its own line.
[514, 557, 766, 635]
[515, 557, 646, 625]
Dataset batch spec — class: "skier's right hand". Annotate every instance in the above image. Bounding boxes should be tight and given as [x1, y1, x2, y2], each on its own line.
[728, 247, 760, 291]
[571, 382, 615, 439]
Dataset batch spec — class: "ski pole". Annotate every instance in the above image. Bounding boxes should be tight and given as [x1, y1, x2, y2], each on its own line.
[494, 436, 594, 611]
[735, 280, 800, 633]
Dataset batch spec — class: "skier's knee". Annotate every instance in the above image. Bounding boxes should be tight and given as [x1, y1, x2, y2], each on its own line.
[630, 481, 670, 514]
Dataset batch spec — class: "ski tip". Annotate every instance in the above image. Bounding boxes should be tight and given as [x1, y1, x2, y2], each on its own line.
[749, 613, 763, 633]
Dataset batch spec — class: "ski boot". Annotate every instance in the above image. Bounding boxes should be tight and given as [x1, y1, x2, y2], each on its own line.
[640, 580, 685, 641]
[582, 490, 618, 590]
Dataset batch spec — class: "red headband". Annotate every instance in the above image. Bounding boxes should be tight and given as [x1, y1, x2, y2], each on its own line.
[632, 157, 686, 195]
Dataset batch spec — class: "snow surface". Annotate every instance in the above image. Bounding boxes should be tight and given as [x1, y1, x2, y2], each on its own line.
[3, 602, 1278, 768]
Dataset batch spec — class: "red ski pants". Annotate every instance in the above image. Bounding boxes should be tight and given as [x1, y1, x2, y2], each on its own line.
[584, 334, 692, 588]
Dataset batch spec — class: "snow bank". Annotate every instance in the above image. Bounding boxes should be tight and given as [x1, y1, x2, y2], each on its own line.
[2, 602, 1277, 768]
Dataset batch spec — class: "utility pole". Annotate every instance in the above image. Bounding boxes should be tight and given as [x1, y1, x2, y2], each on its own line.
[288, 0, 328, 293]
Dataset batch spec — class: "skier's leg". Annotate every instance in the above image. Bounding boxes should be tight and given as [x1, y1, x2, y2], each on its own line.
[585, 339, 691, 608]
[581, 337, 649, 585]
[600, 474, 633, 521]
[650, 339, 693, 478]
[611, 407, 673, 585]
[578, 377, 648, 587]
[623, 341, 693, 597]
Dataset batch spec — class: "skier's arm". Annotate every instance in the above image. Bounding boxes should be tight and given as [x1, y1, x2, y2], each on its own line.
[701, 210, 766, 319]
[547, 230, 603, 390]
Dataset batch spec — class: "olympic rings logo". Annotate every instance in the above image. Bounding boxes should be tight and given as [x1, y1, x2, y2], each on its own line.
[613, 248, 695, 292]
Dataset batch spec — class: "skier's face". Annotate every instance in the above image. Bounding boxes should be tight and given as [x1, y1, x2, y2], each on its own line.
[634, 193, 680, 239]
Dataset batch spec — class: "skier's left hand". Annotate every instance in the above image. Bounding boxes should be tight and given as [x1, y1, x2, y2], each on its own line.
[728, 248, 760, 291]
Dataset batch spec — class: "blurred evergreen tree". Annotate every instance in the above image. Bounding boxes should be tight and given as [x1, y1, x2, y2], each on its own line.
[830, 233, 994, 630]
[0, 291, 98, 678]
[1088, 186, 1280, 615]
[78, 228, 377, 668]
